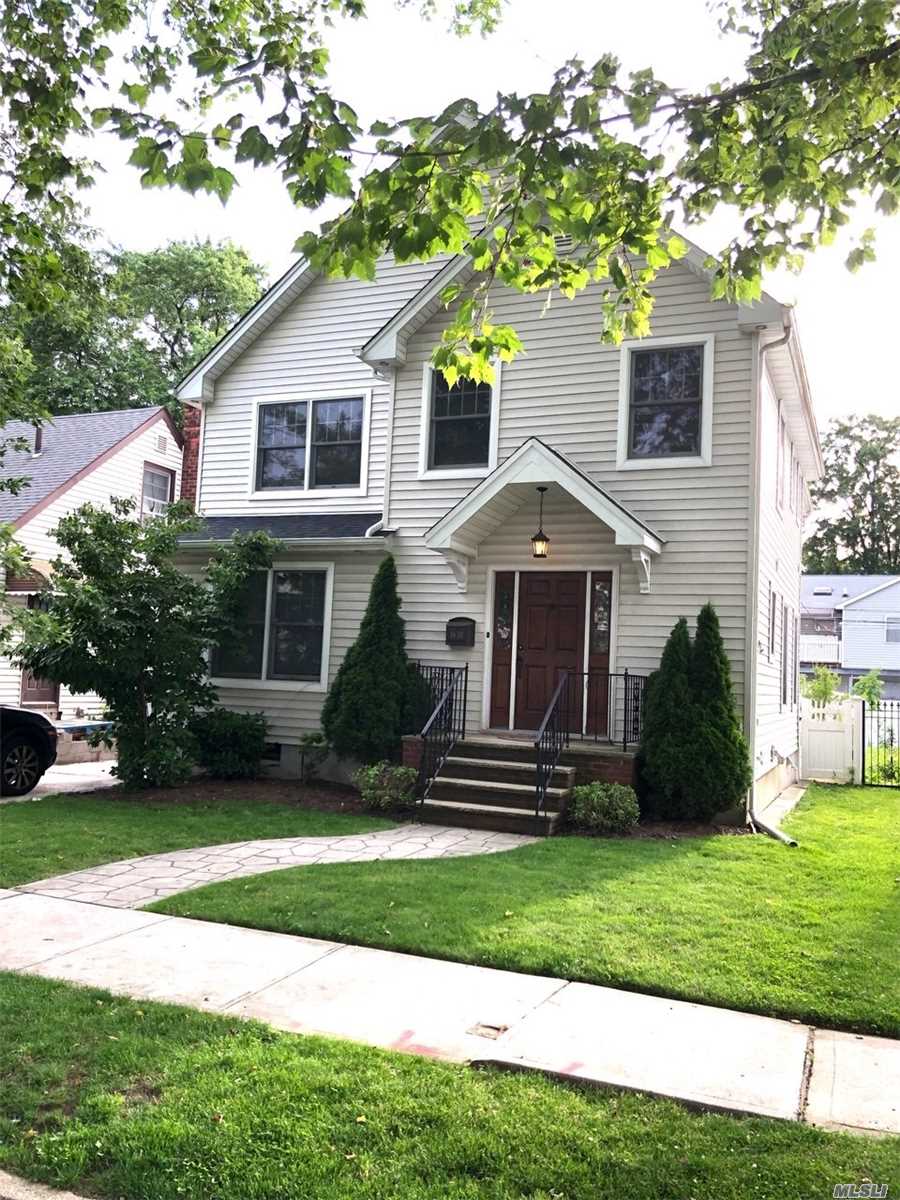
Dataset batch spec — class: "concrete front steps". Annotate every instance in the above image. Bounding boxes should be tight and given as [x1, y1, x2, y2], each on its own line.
[417, 736, 576, 836]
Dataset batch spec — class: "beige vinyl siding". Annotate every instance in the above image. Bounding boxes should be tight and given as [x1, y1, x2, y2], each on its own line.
[182, 548, 386, 743]
[753, 368, 803, 779]
[388, 259, 755, 729]
[198, 257, 447, 516]
[7, 416, 183, 720]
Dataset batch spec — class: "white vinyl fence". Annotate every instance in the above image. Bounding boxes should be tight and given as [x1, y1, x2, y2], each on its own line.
[799, 696, 862, 783]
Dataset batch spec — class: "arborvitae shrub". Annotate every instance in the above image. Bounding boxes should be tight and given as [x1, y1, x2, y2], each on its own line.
[638, 616, 695, 818]
[322, 556, 422, 763]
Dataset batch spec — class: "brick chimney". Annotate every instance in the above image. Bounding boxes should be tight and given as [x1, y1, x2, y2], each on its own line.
[180, 403, 201, 508]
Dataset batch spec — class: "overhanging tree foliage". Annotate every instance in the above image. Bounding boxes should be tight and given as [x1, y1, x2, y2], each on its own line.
[803, 414, 900, 574]
[322, 555, 427, 763]
[1, 0, 899, 398]
[4, 501, 278, 789]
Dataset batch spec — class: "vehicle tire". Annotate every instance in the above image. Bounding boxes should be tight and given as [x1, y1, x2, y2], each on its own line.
[0, 735, 45, 796]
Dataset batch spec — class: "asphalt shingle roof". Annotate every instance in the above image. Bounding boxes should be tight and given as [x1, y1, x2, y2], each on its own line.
[178, 513, 383, 543]
[0, 407, 166, 523]
[801, 574, 900, 613]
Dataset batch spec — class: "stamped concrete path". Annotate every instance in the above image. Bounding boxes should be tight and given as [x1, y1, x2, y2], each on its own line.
[17, 824, 536, 909]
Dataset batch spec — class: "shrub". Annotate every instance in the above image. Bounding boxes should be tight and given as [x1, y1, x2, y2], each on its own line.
[323, 556, 424, 763]
[297, 731, 329, 783]
[639, 616, 694, 818]
[191, 709, 268, 780]
[570, 782, 639, 835]
[354, 761, 418, 810]
[852, 668, 884, 706]
[802, 663, 841, 705]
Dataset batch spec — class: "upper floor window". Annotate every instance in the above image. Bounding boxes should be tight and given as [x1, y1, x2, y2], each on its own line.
[211, 567, 332, 688]
[617, 335, 714, 469]
[886, 617, 900, 644]
[418, 366, 499, 479]
[254, 395, 367, 493]
[142, 463, 174, 518]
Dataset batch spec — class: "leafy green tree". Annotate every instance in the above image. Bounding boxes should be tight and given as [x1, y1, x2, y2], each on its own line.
[801, 664, 842, 705]
[4, 500, 278, 789]
[2, 0, 899, 395]
[322, 555, 422, 763]
[684, 602, 752, 820]
[804, 415, 900, 574]
[852, 669, 885, 707]
[638, 616, 695, 818]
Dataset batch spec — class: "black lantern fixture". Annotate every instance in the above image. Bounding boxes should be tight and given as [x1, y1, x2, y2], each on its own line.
[531, 486, 550, 559]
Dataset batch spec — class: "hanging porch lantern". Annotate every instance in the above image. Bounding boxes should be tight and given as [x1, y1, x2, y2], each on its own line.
[531, 486, 550, 559]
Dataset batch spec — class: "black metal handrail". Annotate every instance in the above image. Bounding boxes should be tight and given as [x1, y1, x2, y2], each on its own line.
[534, 671, 571, 821]
[560, 669, 647, 751]
[416, 663, 468, 800]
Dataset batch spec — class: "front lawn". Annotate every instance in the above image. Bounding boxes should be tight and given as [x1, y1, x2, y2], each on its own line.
[151, 784, 900, 1036]
[0, 780, 392, 888]
[0, 974, 896, 1200]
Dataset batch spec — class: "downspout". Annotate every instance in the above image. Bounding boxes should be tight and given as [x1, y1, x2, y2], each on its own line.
[747, 314, 798, 847]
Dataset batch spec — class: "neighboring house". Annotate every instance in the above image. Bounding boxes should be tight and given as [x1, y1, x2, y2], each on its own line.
[175, 242, 822, 814]
[800, 574, 900, 699]
[0, 407, 183, 719]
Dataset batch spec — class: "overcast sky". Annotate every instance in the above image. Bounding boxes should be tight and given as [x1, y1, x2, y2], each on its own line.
[81, 0, 899, 429]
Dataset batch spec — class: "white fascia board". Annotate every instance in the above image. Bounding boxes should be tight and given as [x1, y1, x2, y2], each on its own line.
[359, 254, 475, 367]
[424, 438, 663, 556]
[175, 259, 318, 402]
[836, 577, 900, 609]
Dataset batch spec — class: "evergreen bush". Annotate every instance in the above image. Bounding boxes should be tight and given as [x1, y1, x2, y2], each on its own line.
[638, 616, 695, 818]
[322, 556, 422, 762]
[354, 761, 418, 810]
[570, 782, 639, 835]
[191, 709, 268, 780]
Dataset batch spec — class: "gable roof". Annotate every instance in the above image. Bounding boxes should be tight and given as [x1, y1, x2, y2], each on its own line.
[0, 406, 180, 527]
[836, 576, 900, 611]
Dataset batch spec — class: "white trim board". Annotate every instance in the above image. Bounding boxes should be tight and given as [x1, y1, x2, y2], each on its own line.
[417, 361, 501, 481]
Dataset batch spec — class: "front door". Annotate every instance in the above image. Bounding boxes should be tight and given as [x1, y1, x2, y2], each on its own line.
[514, 572, 586, 729]
[20, 670, 59, 709]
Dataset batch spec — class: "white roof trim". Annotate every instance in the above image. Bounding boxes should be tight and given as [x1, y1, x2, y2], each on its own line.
[359, 254, 471, 367]
[424, 438, 664, 557]
[836, 577, 900, 609]
[175, 258, 318, 402]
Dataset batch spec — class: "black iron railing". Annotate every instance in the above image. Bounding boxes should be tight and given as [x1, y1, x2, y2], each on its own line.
[557, 669, 647, 751]
[861, 699, 900, 788]
[534, 672, 571, 822]
[416, 663, 468, 800]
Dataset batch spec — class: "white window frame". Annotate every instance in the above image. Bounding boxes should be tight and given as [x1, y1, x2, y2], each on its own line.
[209, 561, 335, 692]
[141, 462, 175, 518]
[418, 362, 501, 481]
[616, 333, 715, 470]
[885, 617, 900, 645]
[248, 391, 371, 499]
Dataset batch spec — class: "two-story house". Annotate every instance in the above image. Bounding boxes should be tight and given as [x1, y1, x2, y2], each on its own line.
[175, 242, 822, 819]
[0, 407, 183, 719]
[800, 574, 900, 698]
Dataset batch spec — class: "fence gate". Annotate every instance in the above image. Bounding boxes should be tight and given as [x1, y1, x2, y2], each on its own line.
[861, 700, 900, 788]
[800, 697, 861, 783]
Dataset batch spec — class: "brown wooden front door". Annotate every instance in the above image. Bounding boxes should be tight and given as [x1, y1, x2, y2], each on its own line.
[514, 572, 586, 730]
[20, 670, 59, 708]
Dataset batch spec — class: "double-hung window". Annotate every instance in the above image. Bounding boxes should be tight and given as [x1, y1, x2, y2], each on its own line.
[211, 567, 331, 687]
[141, 464, 174, 518]
[617, 335, 713, 467]
[419, 368, 497, 476]
[255, 396, 366, 492]
[886, 617, 900, 645]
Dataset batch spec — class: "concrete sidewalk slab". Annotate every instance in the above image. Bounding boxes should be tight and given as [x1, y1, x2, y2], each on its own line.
[27, 914, 342, 1011]
[489, 980, 809, 1121]
[0, 893, 165, 970]
[806, 1029, 900, 1134]
[0, 1167, 88, 1200]
[228, 941, 565, 1062]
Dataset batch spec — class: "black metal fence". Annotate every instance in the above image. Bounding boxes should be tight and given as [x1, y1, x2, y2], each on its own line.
[861, 700, 900, 788]
[557, 669, 647, 751]
[415, 663, 468, 800]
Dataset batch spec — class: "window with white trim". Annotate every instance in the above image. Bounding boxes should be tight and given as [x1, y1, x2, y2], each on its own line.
[255, 396, 365, 491]
[142, 464, 174, 518]
[886, 617, 900, 644]
[427, 371, 492, 469]
[211, 568, 330, 684]
[617, 335, 714, 468]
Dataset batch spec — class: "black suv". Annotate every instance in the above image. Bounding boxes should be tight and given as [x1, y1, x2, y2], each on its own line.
[0, 706, 58, 796]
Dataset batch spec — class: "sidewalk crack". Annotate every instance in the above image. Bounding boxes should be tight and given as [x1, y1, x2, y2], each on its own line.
[797, 1027, 816, 1122]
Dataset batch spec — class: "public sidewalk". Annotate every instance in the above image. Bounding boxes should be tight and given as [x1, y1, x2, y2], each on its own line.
[1, 889, 896, 1136]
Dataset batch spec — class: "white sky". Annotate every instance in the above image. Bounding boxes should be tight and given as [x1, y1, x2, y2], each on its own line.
[81, 0, 899, 429]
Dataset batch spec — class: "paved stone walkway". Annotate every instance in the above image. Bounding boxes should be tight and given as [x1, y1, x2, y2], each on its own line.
[19, 824, 536, 908]
[1, 889, 897, 1135]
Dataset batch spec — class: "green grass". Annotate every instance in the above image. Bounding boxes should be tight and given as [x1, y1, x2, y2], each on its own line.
[152, 785, 900, 1036]
[0, 789, 391, 888]
[0, 973, 896, 1199]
